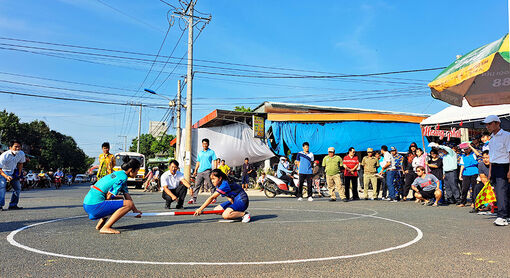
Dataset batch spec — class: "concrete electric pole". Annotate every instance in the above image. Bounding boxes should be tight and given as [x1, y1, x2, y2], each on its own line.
[137, 104, 142, 153]
[175, 79, 182, 160]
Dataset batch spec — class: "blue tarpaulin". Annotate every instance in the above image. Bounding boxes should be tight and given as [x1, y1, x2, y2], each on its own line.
[267, 121, 427, 155]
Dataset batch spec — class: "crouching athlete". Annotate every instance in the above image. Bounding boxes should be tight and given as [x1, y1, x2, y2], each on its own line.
[194, 169, 251, 223]
[83, 157, 142, 234]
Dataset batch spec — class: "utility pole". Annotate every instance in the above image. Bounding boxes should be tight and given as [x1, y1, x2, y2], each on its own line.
[183, 2, 194, 181]
[170, 0, 210, 180]
[137, 104, 142, 153]
[175, 79, 182, 160]
[118, 135, 127, 152]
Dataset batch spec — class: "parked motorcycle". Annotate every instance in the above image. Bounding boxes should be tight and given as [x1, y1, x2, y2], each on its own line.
[263, 173, 330, 198]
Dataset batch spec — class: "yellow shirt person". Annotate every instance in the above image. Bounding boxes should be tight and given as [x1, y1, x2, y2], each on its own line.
[97, 142, 116, 179]
[218, 160, 231, 175]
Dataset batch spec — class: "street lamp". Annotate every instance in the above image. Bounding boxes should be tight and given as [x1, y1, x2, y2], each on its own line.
[144, 88, 175, 107]
[144, 88, 184, 161]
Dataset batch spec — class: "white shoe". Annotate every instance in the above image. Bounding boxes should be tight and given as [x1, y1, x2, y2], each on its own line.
[308, 197, 313, 202]
[242, 211, 251, 223]
[494, 217, 508, 226]
[297, 197, 303, 201]
[370, 198, 375, 200]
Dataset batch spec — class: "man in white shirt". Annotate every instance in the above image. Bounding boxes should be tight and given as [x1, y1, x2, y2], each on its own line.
[161, 160, 192, 209]
[483, 115, 510, 226]
[0, 140, 26, 210]
[379, 145, 397, 202]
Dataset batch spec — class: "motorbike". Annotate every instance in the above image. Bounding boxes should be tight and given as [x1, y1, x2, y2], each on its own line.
[263, 173, 330, 198]
[54, 176, 62, 189]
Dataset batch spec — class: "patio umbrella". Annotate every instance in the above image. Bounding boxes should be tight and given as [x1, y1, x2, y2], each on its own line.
[428, 33, 510, 107]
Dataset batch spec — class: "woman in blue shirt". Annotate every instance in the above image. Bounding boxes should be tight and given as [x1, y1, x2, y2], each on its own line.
[83, 157, 142, 234]
[458, 143, 481, 207]
[194, 169, 251, 223]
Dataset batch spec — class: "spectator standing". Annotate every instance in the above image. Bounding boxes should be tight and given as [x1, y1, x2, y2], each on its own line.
[379, 145, 397, 202]
[97, 142, 115, 180]
[483, 115, 510, 226]
[160, 160, 192, 209]
[343, 147, 360, 200]
[296, 142, 314, 201]
[458, 143, 480, 207]
[322, 147, 345, 202]
[481, 132, 491, 152]
[241, 158, 253, 190]
[402, 143, 418, 201]
[427, 149, 444, 204]
[434, 143, 461, 205]
[0, 140, 26, 210]
[375, 151, 386, 199]
[361, 148, 379, 200]
[391, 146, 404, 200]
[218, 159, 231, 176]
[412, 148, 428, 173]
[189, 138, 217, 204]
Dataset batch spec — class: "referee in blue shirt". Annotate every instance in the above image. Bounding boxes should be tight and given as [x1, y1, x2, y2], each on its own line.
[296, 142, 314, 201]
[189, 138, 217, 204]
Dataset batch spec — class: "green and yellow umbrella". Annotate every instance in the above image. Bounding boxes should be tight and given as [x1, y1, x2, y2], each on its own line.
[429, 34, 510, 107]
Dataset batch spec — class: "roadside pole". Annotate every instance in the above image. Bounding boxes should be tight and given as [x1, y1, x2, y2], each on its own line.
[176, 79, 182, 160]
[183, 2, 194, 181]
[137, 104, 142, 153]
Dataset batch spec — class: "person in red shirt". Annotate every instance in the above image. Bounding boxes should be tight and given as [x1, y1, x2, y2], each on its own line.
[343, 147, 360, 201]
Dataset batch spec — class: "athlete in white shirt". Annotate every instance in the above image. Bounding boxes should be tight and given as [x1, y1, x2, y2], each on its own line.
[0, 140, 26, 210]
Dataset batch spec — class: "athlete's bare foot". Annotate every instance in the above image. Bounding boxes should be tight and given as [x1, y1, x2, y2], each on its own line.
[95, 218, 108, 230]
[99, 227, 120, 234]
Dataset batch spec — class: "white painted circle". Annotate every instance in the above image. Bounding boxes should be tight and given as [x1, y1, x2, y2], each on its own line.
[6, 208, 423, 265]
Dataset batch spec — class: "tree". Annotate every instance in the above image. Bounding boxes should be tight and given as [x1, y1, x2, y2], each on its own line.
[0, 110, 93, 173]
[129, 134, 175, 159]
[234, 106, 252, 112]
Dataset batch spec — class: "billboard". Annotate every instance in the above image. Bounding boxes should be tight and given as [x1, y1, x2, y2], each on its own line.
[252, 115, 265, 138]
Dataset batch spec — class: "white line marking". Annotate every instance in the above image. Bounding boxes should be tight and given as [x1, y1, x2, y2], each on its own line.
[6, 208, 423, 265]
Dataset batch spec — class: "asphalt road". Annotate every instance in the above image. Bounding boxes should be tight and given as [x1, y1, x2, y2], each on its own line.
[1, 184, 509, 277]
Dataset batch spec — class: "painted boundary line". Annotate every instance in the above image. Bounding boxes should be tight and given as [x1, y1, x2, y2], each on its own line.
[6, 209, 423, 265]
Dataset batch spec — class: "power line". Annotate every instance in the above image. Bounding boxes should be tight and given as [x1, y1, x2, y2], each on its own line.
[0, 89, 168, 108]
[95, 0, 165, 33]
[0, 37, 437, 81]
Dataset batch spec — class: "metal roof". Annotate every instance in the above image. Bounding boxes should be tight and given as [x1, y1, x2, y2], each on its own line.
[253, 101, 429, 117]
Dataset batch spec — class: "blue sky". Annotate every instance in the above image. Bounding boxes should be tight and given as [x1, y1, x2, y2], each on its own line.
[0, 0, 508, 158]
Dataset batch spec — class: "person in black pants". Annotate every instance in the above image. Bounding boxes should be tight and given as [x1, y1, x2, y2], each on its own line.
[458, 144, 480, 207]
[427, 149, 444, 203]
[160, 160, 193, 209]
[402, 143, 418, 201]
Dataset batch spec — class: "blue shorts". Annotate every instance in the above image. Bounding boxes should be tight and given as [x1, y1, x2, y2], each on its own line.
[220, 194, 249, 212]
[83, 200, 124, 220]
[242, 175, 250, 184]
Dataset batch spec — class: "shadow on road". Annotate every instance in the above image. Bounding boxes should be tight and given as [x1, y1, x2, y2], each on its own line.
[0, 219, 53, 233]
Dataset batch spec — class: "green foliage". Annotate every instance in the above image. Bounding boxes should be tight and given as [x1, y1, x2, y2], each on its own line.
[234, 106, 252, 112]
[129, 134, 175, 159]
[0, 110, 93, 173]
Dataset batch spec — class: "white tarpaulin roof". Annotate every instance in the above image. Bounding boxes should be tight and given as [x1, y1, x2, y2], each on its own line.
[421, 99, 510, 129]
[177, 123, 275, 168]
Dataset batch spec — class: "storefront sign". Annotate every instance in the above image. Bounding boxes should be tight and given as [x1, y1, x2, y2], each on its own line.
[253, 116, 265, 138]
[422, 125, 461, 141]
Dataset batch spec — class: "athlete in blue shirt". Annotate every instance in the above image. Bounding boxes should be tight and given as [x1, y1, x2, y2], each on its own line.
[295, 142, 314, 201]
[194, 169, 251, 223]
[83, 157, 142, 234]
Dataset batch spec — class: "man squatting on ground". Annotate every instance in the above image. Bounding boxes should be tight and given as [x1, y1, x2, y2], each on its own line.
[411, 166, 442, 207]
[161, 160, 193, 209]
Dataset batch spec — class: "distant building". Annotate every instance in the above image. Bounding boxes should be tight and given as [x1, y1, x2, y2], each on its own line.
[149, 121, 168, 138]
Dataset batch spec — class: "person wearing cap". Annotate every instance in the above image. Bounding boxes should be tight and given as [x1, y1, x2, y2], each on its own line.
[458, 142, 480, 207]
[322, 147, 345, 202]
[361, 148, 379, 200]
[431, 142, 461, 204]
[390, 147, 404, 200]
[483, 115, 510, 226]
[277, 157, 295, 189]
